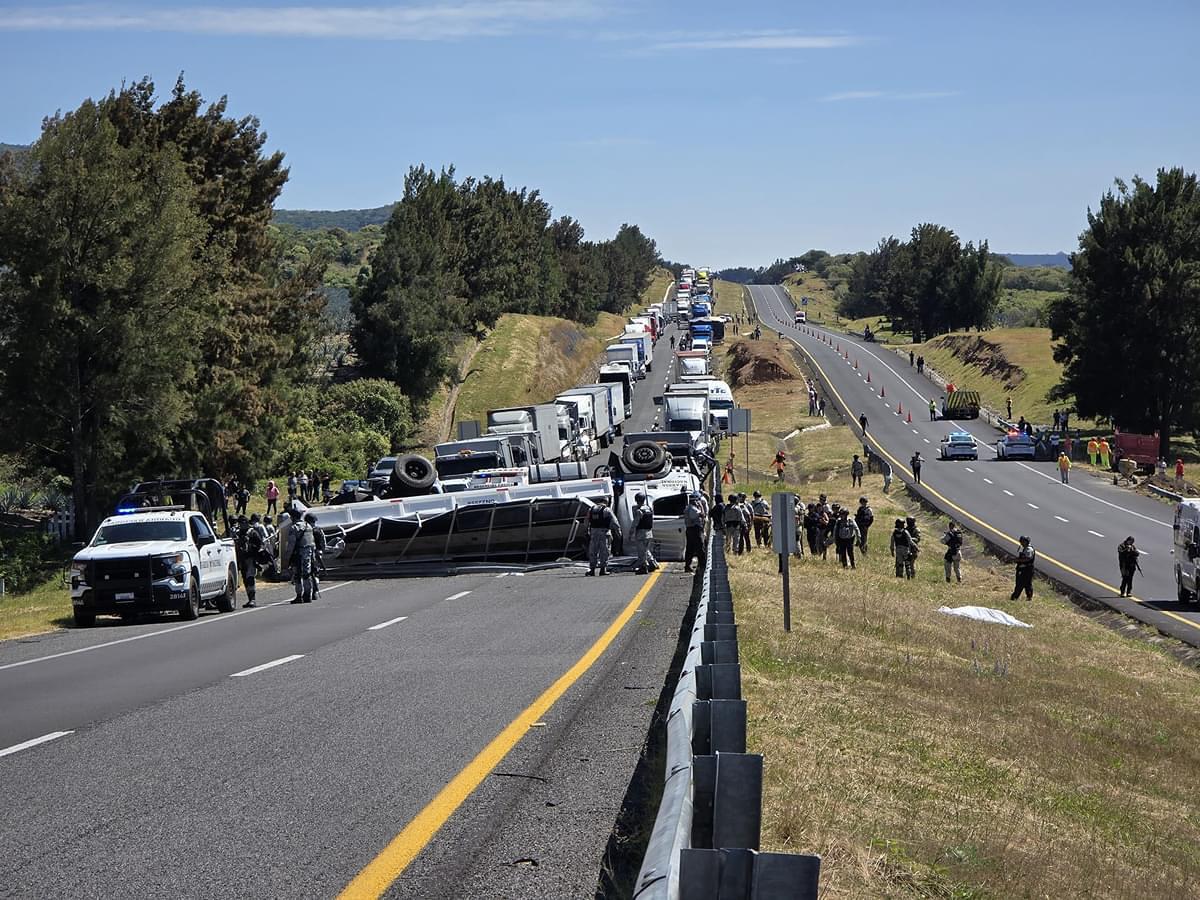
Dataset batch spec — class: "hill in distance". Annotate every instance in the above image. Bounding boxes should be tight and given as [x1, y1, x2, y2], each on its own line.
[273, 204, 395, 231]
[999, 252, 1070, 268]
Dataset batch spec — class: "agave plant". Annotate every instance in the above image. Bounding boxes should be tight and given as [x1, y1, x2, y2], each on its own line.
[0, 488, 17, 514]
[15, 489, 41, 511]
[41, 489, 70, 512]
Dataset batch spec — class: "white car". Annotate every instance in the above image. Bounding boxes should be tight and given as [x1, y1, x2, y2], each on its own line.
[996, 432, 1037, 460]
[939, 431, 978, 460]
[69, 509, 239, 626]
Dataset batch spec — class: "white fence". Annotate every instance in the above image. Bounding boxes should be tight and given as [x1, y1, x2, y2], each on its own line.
[44, 510, 75, 543]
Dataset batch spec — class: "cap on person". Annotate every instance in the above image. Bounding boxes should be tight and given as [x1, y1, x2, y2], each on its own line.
[753, 491, 762, 498]
[250, 513, 260, 523]
[1019, 535, 1030, 544]
[634, 493, 647, 503]
[859, 497, 868, 504]
[237, 514, 247, 523]
[894, 518, 905, 527]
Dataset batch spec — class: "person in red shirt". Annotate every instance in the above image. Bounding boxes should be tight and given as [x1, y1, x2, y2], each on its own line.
[1177, 458, 1186, 485]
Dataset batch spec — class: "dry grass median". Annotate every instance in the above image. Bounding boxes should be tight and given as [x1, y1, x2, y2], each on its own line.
[727, 416, 1200, 898]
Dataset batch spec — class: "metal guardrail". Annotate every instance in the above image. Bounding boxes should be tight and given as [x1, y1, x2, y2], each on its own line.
[634, 535, 821, 899]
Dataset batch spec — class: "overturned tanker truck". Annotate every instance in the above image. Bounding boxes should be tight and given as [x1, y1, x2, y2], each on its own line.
[279, 432, 716, 574]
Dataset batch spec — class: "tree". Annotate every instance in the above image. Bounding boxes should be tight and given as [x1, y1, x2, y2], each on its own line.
[0, 102, 206, 533]
[953, 241, 1003, 331]
[1049, 168, 1200, 457]
[352, 166, 466, 400]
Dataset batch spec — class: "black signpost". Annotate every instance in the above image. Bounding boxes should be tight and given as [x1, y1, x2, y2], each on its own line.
[771, 491, 798, 631]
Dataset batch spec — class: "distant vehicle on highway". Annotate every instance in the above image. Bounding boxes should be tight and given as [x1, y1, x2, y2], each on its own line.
[1174, 499, 1200, 602]
[369, 456, 398, 480]
[996, 431, 1037, 460]
[939, 431, 979, 460]
[794, 310, 807, 325]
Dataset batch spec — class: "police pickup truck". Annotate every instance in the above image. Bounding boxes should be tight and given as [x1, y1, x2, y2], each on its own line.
[69, 503, 239, 627]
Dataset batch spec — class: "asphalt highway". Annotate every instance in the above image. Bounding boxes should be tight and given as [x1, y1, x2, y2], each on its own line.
[0, 317, 692, 898]
[746, 284, 1200, 647]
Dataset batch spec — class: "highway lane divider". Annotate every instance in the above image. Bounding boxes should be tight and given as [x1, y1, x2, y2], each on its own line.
[744, 288, 1200, 641]
[0, 730, 74, 759]
[634, 536, 821, 899]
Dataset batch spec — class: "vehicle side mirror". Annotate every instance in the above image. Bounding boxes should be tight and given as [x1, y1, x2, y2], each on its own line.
[72, 541, 85, 551]
[197, 534, 214, 547]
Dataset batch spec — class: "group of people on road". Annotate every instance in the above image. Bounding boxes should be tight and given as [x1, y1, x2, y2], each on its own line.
[288, 470, 332, 504]
[908, 351, 926, 374]
[230, 501, 327, 607]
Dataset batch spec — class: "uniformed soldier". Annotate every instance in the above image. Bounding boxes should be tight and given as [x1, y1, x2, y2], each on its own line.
[631, 493, 657, 574]
[587, 497, 620, 576]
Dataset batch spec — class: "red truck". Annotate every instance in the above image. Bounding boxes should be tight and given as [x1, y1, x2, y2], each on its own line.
[1111, 429, 1159, 471]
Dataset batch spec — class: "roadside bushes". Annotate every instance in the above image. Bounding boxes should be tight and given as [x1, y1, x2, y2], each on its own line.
[0, 531, 57, 593]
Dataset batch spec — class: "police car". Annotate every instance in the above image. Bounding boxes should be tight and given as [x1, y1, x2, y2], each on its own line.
[996, 431, 1037, 460]
[938, 431, 979, 460]
[69, 507, 239, 627]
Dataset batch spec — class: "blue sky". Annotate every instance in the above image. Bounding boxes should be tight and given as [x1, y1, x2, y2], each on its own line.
[1, 0, 1196, 266]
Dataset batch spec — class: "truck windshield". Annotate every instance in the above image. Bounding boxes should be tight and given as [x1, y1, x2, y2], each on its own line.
[436, 455, 501, 477]
[93, 521, 188, 545]
[669, 418, 704, 432]
[710, 399, 734, 410]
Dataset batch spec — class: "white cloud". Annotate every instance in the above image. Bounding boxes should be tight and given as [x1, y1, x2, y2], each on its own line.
[649, 31, 861, 51]
[820, 89, 961, 102]
[0, 2, 599, 40]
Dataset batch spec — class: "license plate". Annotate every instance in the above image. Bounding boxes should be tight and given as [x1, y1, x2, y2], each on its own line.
[115, 592, 135, 601]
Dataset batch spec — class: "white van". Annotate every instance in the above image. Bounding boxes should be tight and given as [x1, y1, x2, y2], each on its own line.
[1174, 500, 1200, 602]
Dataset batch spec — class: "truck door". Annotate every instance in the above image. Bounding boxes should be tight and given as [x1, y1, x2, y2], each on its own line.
[189, 515, 220, 595]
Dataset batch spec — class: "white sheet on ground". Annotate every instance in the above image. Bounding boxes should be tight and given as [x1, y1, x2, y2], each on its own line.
[937, 605, 1032, 628]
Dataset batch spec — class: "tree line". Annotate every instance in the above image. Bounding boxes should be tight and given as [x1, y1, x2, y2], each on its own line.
[0, 81, 662, 533]
[351, 165, 659, 401]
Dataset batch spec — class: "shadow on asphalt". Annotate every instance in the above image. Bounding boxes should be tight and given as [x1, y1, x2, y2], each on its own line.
[594, 562, 705, 899]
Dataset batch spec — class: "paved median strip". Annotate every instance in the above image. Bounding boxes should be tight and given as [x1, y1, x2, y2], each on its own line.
[0, 730, 74, 759]
[230, 654, 304, 677]
[367, 616, 409, 631]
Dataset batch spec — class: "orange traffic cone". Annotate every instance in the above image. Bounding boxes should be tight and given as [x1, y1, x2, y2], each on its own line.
[836, 343, 841, 353]
[907, 411, 913, 423]
[897, 402, 903, 415]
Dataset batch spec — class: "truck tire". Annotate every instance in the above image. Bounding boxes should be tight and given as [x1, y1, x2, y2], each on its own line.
[1179, 573, 1195, 604]
[623, 440, 668, 474]
[73, 608, 96, 628]
[216, 565, 237, 613]
[388, 454, 436, 496]
[180, 580, 200, 621]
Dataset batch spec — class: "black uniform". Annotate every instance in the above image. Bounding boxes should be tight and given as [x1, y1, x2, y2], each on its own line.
[1011, 542, 1036, 600]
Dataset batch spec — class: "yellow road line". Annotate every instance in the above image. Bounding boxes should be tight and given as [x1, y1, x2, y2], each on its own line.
[767, 304, 1200, 636]
[337, 569, 664, 898]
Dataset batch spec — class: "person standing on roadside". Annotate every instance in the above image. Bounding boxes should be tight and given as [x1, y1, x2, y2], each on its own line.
[1087, 437, 1099, 466]
[818, 398, 827, 418]
[890, 519, 912, 579]
[265, 480, 279, 516]
[1010, 536, 1036, 601]
[834, 509, 860, 569]
[911, 451, 924, 485]
[859, 413, 869, 434]
[1006, 396, 1012, 420]
[916, 355, 925, 374]
[683, 493, 706, 573]
[803, 503, 820, 555]
[941, 522, 964, 584]
[1058, 451, 1071, 484]
[772, 450, 787, 482]
[854, 497, 874, 554]
[1098, 438, 1111, 470]
[929, 398, 937, 421]
[289, 513, 316, 603]
[235, 483, 250, 517]
[631, 493, 657, 574]
[1177, 458, 1186, 486]
[586, 497, 620, 576]
[724, 495, 746, 554]
[750, 491, 771, 546]
[909, 350, 915, 367]
[851, 454, 864, 488]
[711, 494, 727, 550]
[1117, 535, 1142, 597]
[904, 517, 921, 578]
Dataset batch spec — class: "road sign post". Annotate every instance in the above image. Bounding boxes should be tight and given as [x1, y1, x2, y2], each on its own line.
[729, 408, 752, 485]
[771, 492, 797, 631]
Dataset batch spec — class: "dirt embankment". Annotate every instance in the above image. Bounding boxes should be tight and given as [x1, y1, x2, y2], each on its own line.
[932, 334, 1026, 388]
[725, 338, 801, 388]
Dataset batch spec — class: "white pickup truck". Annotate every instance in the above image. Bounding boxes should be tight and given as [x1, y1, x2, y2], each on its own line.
[69, 508, 239, 626]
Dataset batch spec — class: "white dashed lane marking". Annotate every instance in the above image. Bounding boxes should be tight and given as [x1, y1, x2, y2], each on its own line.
[1088, 530, 1106, 538]
[0, 731, 74, 758]
[1028, 503, 1039, 509]
[368, 616, 409, 631]
[1003, 490, 1014, 496]
[1054, 515, 1069, 523]
[231, 654, 304, 678]
[983, 477, 993, 484]
[964, 467, 975, 473]
[445, 590, 472, 601]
